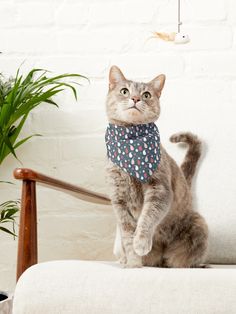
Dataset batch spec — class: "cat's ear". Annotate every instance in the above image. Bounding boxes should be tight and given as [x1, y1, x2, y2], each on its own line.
[149, 74, 166, 98]
[109, 66, 126, 89]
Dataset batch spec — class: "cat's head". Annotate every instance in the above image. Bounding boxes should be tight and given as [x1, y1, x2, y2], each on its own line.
[106, 66, 165, 126]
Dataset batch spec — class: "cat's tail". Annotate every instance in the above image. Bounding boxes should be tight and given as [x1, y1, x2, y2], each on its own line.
[169, 132, 202, 186]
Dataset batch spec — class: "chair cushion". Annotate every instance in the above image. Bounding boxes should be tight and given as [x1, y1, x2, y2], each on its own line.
[13, 260, 236, 314]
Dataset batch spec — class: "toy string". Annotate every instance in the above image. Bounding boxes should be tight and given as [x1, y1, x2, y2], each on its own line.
[178, 0, 181, 33]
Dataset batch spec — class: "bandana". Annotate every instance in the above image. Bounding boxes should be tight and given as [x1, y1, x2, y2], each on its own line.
[105, 123, 161, 183]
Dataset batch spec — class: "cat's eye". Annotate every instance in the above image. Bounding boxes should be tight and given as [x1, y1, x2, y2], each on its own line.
[142, 91, 151, 100]
[120, 88, 129, 96]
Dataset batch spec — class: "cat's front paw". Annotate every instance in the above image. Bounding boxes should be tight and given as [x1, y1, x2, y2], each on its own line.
[123, 256, 142, 268]
[118, 254, 127, 265]
[133, 233, 152, 256]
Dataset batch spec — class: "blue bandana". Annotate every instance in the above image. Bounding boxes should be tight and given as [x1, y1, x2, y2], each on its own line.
[105, 123, 161, 183]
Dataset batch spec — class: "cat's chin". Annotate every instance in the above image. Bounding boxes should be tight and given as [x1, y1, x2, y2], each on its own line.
[108, 112, 157, 126]
[121, 110, 151, 125]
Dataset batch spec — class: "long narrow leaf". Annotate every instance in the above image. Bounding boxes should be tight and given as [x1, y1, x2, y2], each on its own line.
[44, 99, 59, 106]
[0, 226, 16, 236]
[2, 135, 17, 159]
[8, 88, 64, 126]
[14, 134, 41, 150]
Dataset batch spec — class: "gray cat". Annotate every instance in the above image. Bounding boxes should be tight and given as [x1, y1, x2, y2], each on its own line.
[105, 66, 208, 268]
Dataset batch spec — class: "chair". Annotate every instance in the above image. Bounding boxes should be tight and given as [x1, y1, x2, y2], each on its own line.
[12, 168, 236, 314]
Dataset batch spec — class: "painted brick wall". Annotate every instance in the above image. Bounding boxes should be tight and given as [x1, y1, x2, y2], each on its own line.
[1, 0, 236, 290]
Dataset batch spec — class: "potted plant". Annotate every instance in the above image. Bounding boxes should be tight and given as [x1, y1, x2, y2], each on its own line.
[0, 67, 86, 313]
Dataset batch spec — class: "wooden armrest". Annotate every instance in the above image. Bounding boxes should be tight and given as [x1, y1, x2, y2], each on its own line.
[14, 168, 111, 281]
[14, 168, 111, 205]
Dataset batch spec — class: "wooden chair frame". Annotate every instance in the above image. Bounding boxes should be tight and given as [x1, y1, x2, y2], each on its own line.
[13, 168, 111, 281]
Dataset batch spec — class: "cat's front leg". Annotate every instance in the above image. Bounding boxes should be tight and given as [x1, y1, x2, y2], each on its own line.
[133, 182, 172, 257]
[133, 231, 153, 257]
[122, 237, 142, 268]
[113, 225, 127, 265]
[107, 164, 142, 267]
[113, 203, 142, 268]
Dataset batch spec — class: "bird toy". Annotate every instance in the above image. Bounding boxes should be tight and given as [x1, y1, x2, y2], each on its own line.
[153, 0, 190, 44]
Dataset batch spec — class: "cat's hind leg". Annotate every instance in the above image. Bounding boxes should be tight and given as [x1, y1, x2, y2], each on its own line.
[163, 212, 208, 268]
[142, 241, 165, 267]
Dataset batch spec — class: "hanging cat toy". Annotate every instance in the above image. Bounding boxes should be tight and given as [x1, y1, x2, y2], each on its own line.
[153, 0, 190, 44]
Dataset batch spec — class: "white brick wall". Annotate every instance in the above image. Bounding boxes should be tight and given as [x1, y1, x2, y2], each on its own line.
[1, 0, 236, 290]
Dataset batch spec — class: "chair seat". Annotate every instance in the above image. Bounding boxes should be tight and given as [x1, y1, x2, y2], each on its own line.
[13, 260, 236, 314]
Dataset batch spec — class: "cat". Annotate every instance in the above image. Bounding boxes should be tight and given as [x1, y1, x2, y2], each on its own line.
[105, 65, 208, 268]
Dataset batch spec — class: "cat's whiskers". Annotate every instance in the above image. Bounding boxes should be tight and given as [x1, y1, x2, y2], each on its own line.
[135, 103, 147, 115]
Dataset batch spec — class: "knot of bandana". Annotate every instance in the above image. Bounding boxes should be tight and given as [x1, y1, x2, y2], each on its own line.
[105, 123, 161, 183]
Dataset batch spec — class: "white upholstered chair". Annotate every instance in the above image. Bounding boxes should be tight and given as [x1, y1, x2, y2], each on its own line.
[12, 168, 236, 314]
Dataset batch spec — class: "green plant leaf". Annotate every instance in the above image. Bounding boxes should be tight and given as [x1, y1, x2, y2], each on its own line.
[2, 135, 18, 159]
[0, 200, 19, 238]
[14, 134, 41, 150]
[44, 99, 59, 107]
[1, 207, 19, 219]
[0, 226, 17, 237]
[0, 67, 87, 165]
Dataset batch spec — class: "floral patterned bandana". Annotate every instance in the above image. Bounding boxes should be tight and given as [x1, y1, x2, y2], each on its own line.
[105, 123, 161, 183]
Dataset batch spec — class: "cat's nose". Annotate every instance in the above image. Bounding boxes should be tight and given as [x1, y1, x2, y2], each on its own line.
[131, 96, 140, 104]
